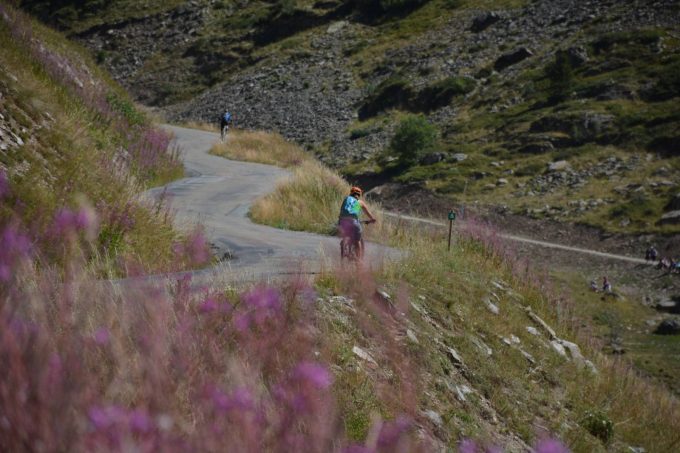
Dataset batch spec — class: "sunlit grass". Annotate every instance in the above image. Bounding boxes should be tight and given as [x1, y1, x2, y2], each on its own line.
[210, 129, 310, 168]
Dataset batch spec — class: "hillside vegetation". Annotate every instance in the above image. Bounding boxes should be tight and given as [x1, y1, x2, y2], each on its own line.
[206, 127, 680, 451]
[34, 0, 680, 234]
[0, 5, 204, 275]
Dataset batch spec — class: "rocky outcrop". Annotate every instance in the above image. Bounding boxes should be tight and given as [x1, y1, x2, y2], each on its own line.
[493, 47, 533, 71]
[654, 318, 680, 335]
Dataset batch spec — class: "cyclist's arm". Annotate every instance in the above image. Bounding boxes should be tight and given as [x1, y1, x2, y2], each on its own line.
[359, 200, 376, 222]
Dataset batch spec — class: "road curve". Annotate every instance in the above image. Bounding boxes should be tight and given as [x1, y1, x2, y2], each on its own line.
[145, 125, 395, 281]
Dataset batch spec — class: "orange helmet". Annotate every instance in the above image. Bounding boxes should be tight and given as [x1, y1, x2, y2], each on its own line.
[350, 186, 363, 197]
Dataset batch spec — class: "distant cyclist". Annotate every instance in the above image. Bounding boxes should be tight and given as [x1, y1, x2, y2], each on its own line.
[220, 110, 233, 141]
[338, 186, 376, 259]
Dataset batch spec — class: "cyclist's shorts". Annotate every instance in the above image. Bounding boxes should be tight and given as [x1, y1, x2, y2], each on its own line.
[338, 218, 361, 242]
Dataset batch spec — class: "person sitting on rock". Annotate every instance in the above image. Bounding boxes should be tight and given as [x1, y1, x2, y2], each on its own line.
[602, 276, 612, 294]
[589, 280, 599, 292]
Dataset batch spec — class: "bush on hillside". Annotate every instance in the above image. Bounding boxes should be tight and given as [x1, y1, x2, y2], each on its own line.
[390, 114, 438, 166]
[643, 59, 680, 101]
[545, 50, 575, 102]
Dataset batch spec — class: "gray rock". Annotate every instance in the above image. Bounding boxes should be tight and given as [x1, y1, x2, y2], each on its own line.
[494, 47, 533, 71]
[496, 178, 508, 186]
[326, 21, 348, 34]
[526, 307, 557, 339]
[424, 410, 443, 427]
[654, 318, 680, 335]
[445, 346, 464, 366]
[450, 153, 468, 162]
[526, 326, 540, 336]
[352, 346, 377, 365]
[406, 329, 419, 344]
[548, 160, 570, 172]
[484, 298, 500, 315]
[550, 340, 568, 358]
[658, 210, 680, 225]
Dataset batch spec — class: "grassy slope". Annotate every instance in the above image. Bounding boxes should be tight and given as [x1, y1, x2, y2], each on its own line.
[209, 127, 680, 451]
[0, 6, 192, 275]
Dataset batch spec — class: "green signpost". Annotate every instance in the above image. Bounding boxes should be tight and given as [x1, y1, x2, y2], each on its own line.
[447, 210, 456, 251]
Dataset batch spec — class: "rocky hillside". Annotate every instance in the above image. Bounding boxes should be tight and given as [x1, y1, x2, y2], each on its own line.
[26, 0, 680, 234]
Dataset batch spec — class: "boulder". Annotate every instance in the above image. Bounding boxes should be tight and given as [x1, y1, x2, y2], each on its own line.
[471, 12, 502, 32]
[450, 153, 468, 162]
[421, 152, 446, 165]
[654, 318, 680, 335]
[494, 47, 533, 71]
[548, 160, 570, 172]
[658, 210, 680, 225]
[664, 193, 680, 211]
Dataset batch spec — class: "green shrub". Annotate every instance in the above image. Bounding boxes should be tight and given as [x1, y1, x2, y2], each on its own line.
[390, 114, 438, 166]
[644, 59, 680, 101]
[545, 51, 574, 102]
[106, 93, 145, 126]
[580, 410, 614, 443]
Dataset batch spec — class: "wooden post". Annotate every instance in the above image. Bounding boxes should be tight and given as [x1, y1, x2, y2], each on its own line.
[448, 217, 453, 251]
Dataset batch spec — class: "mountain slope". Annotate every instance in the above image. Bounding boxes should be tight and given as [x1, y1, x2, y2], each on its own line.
[37, 0, 680, 234]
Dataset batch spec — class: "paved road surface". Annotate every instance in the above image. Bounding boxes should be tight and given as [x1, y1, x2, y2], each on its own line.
[145, 125, 395, 282]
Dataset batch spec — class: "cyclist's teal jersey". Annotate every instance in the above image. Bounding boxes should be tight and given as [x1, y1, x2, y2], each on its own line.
[339, 195, 361, 219]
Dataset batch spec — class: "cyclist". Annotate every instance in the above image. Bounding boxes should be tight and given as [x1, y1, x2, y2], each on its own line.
[220, 110, 233, 140]
[338, 186, 376, 259]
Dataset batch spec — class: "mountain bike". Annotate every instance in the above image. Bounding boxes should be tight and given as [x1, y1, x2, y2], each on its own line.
[339, 219, 375, 262]
[221, 123, 229, 141]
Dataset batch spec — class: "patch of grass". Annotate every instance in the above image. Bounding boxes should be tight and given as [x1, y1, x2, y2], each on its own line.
[210, 130, 310, 167]
[249, 160, 350, 234]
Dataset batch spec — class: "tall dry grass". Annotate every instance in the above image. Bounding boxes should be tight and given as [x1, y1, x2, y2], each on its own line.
[249, 160, 352, 234]
[211, 130, 310, 167]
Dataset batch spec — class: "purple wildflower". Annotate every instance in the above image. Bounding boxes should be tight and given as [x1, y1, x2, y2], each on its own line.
[93, 328, 110, 346]
[344, 446, 374, 453]
[293, 362, 333, 390]
[377, 416, 412, 448]
[535, 438, 570, 453]
[211, 387, 255, 413]
[129, 409, 152, 433]
[459, 439, 479, 453]
[199, 297, 218, 314]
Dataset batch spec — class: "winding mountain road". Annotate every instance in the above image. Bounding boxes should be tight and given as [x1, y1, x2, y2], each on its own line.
[146, 125, 394, 282]
[144, 125, 648, 287]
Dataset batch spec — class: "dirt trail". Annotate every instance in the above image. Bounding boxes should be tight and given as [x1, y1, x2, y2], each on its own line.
[382, 212, 651, 265]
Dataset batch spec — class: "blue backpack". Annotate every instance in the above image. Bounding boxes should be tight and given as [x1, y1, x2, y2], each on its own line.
[223, 112, 232, 122]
